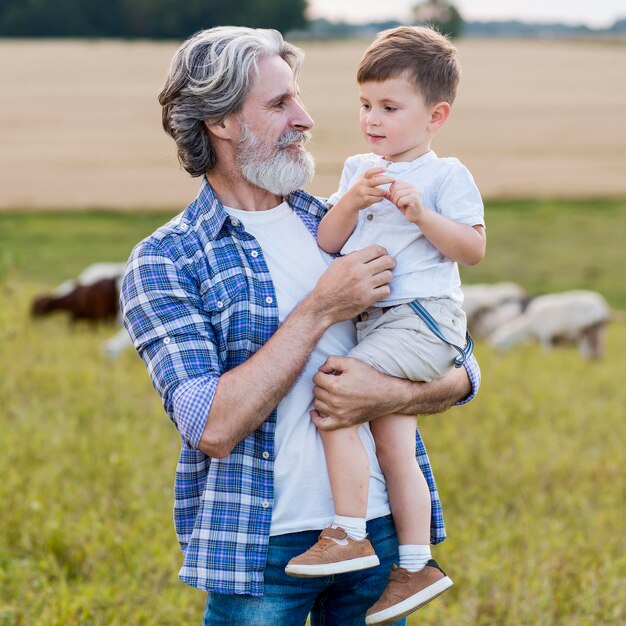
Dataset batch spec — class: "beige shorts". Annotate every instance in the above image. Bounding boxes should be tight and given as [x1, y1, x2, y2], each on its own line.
[348, 298, 467, 382]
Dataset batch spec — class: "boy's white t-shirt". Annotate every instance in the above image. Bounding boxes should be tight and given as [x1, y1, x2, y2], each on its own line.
[328, 150, 485, 305]
[222, 202, 390, 536]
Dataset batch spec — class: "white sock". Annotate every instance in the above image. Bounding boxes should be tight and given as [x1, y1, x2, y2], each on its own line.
[398, 544, 431, 572]
[331, 515, 367, 540]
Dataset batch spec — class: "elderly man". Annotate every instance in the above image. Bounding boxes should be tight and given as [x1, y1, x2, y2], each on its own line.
[121, 26, 479, 625]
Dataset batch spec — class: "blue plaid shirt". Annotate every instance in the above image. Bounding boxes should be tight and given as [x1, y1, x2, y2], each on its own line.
[121, 178, 481, 596]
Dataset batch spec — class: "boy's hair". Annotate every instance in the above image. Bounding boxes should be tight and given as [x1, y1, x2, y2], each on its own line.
[357, 26, 460, 106]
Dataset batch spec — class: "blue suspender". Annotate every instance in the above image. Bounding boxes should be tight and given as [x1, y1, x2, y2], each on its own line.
[407, 299, 474, 368]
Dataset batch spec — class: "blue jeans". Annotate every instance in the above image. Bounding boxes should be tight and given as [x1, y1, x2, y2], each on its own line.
[202, 515, 406, 626]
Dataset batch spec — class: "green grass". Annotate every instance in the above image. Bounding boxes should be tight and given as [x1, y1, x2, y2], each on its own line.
[0, 211, 174, 285]
[2, 197, 625, 307]
[1, 198, 625, 625]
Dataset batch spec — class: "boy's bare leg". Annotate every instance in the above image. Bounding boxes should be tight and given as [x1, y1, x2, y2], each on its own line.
[284, 426, 380, 577]
[365, 414, 453, 625]
[369, 414, 430, 545]
[319, 426, 369, 519]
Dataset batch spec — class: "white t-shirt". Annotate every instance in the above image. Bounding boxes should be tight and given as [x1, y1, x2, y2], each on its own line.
[222, 202, 390, 536]
[328, 151, 485, 305]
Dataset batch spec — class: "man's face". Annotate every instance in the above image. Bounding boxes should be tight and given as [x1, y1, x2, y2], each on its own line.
[235, 55, 315, 195]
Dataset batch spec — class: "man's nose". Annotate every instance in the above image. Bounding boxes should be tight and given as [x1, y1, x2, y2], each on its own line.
[291, 101, 314, 132]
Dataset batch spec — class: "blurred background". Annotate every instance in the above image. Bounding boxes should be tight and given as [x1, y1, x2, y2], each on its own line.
[1, 1, 625, 625]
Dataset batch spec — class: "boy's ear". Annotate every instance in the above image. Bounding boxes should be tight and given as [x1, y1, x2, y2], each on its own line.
[428, 102, 451, 130]
[205, 115, 237, 140]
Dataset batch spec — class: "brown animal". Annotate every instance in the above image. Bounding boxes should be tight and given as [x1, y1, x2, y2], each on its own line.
[32, 278, 119, 322]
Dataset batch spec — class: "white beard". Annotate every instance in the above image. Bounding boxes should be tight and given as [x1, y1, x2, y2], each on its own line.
[237, 123, 315, 196]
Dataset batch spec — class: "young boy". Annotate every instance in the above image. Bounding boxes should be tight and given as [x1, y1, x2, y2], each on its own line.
[285, 26, 486, 625]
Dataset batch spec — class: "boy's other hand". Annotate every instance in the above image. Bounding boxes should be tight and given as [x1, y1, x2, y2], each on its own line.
[388, 180, 426, 224]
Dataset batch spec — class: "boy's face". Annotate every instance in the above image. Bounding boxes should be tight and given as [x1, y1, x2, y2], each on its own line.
[359, 76, 440, 162]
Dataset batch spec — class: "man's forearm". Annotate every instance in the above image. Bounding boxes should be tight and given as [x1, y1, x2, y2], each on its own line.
[310, 356, 472, 430]
[198, 294, 329, 457]
[389, 366, 472, 416]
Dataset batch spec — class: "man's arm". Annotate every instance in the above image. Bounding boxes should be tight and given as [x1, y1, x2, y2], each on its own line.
[309, 355, 477, 431]
[199, 246, 395, 457]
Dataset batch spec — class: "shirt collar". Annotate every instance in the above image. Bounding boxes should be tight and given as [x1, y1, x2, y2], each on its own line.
[378, 150, 437, 175]
[184, 177, 229, 241]
[184, 177, 327, 241]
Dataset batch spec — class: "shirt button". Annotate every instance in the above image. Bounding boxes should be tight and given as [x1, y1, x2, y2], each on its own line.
[261, 501, 270, 509]
[262, 451, 270, 459]
[366, 214, 374, 221]
[265, 296, 273, 304]
[230, 217, 240, 227]
[250, 250, 259, 258]
[163, 337, 171, 344]
[217, 301, 224, 309]
[180, 222, 188, 231]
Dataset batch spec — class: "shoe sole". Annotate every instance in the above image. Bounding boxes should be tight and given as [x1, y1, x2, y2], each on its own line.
[285, 554, 380, 577]
[365, 576, 453, 625]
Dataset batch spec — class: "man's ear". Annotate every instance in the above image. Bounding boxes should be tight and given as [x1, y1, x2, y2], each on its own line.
[428, 102, 451, 131]
[205, 115, 237, 140]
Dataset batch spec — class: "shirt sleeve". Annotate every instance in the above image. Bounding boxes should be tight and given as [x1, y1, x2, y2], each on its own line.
[120, 240, 222, 449]
[455, 354, 481, 405]
[435, 161, 485, 228]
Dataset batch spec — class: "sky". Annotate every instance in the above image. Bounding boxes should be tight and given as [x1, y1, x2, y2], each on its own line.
[307, 0, 626, 28]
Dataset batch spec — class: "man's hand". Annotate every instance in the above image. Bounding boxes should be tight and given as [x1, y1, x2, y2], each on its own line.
[341, 167, 395, 213]
[310, 355, 473, 430]
[309, 245, 395, 326]
[310, 356, 402, 430]
[388, 180, 426, 225]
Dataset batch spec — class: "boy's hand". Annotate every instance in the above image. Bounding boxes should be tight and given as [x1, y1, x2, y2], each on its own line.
[388, 180, 426, 225]
[342, 167, 395, 213]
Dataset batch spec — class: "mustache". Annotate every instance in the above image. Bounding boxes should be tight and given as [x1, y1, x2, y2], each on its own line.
[276, 129, 311, 149]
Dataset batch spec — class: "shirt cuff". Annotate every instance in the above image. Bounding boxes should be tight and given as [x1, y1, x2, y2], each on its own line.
[171, 374, 220, 448]
[455, 354, 481, 406]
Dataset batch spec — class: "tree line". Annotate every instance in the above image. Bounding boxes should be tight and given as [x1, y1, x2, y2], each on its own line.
[0, 0, 307, 38]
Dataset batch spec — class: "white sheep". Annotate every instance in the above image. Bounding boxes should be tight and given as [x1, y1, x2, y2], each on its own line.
[487, 290, 611, 359]
[463, 282, 528, 339]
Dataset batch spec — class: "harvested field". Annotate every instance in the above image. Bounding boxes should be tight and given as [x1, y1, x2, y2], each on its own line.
[1, 37, 625, 209]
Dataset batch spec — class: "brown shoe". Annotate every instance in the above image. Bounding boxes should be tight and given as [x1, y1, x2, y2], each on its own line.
[365, 560, 453, 625]
[285, 526, 380, 577]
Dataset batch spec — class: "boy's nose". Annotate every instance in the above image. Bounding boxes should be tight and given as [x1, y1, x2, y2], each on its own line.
[366, 111, 381, 126]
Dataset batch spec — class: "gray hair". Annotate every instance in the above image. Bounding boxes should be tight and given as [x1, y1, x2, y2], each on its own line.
[158, 27, 304, 176]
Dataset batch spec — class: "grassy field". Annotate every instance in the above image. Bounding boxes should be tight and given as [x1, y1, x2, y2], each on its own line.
[1, 200, 626, 626]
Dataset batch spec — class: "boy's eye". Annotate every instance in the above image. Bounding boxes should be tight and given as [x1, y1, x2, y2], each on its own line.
[360, 103, 371, 110]
[384, 106, 397, 112]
